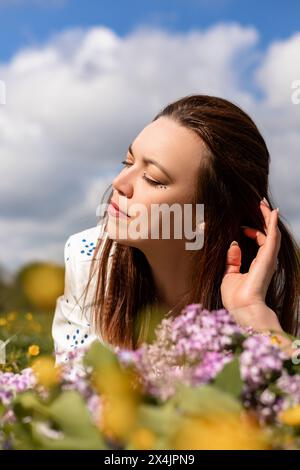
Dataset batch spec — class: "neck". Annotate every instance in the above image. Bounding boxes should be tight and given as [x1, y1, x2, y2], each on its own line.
[141, 239, 194, 313]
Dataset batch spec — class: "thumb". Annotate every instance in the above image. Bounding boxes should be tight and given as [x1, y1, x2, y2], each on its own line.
[223, 241, 242, 276]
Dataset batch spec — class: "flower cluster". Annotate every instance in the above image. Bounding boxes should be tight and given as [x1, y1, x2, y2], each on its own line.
[239, 335, 300, 424]
[0, 368, 36, 425]
[0, 348, 101, 427]
[1, 303, 300, 450]
[59, 350, 102, 423]
[115, 303, 298, 427]
[0, 368, 36, 407]
[115, 304, 248, 401]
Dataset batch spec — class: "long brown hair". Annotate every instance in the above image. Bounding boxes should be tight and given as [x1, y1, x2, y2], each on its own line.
[82, 94, 300, 349]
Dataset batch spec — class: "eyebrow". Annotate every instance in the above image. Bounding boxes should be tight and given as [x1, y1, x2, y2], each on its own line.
[128, 143, 173, 182]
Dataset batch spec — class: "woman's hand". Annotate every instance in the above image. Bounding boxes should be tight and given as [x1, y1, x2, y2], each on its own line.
[220, 198, 282, 332]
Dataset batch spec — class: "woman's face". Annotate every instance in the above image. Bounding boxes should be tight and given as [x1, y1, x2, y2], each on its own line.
[107, 116, 205, 248]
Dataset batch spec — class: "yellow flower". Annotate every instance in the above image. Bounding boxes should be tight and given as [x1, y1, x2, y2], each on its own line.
[31, 356, 61, 388]
[278, 405, 300, 426]
[171, 411, 271, 450]
[28, 344, 40, 356]
[7, 311, 17, 321]
[129, 427, 156, 450]
[25, 312, 33, 321]
[21, 263, 64, 311]
[0, 317, 7, 326]
[98, 395, 138, 444]
[270, 334, 282, 345]
[92, 365, 141, 401]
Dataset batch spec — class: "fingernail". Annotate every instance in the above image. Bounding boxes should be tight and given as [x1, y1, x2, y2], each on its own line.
[276, 207, 279, 214]
[230, 241, 239, 247]
[262, 197, 270, 207]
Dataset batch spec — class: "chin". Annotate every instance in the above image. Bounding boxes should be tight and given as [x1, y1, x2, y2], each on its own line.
[106, 219, 151, 248]
[106, 216, 133, 243]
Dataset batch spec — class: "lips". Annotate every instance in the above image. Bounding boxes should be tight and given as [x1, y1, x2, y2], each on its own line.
[110, 200, 130, 218]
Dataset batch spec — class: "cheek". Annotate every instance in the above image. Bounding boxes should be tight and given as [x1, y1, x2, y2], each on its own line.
[128, 192, 172, 237]
[150, 191, 189, 236]
[133, 183, 173, 208]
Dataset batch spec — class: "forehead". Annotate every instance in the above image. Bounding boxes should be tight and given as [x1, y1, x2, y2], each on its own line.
[132, 117, 205, 178]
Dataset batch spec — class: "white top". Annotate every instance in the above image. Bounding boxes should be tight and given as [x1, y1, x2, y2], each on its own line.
[52, 219, 116, 366]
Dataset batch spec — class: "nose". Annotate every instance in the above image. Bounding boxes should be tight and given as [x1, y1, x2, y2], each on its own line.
[112, 169, 134, 199]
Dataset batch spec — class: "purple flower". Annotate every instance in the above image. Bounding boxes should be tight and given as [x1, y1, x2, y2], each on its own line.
[240, 334, 288, 390]
[0, 368, 36, 407]
[190, 351, 233, 385]
[2, 302, 300, 437]
[126, 303, 247, 401]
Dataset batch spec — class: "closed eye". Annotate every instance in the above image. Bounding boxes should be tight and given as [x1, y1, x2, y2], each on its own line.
[121, 160, 167, 188]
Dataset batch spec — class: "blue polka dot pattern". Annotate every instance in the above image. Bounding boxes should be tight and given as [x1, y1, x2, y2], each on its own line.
[54, 225, 108, 363]
[65, 325, 89, 349]
[79, 236, 96, 257]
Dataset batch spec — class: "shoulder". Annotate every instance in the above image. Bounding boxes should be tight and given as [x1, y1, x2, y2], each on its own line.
[66, 223, 106, 263]
[61, 222, 109, 304]
[63, 220, 115, 293]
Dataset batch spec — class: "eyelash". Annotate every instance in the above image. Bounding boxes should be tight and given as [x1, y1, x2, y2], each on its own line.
[121, 160, 168, 189]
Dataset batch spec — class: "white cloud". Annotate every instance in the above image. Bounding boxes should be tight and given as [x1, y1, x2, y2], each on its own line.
[0, 22, 299, 272]
[255, 32, 300, 106]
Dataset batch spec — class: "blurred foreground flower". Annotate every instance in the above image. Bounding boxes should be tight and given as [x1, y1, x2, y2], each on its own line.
[278, 405, 300, 426]
[1, 303, 300, 450]
[31, 356, 60, 388]
[18, 262, 64, 311]
[172, 411, 270, 450]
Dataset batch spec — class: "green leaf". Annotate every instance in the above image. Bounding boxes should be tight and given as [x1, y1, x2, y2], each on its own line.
[125, 400, 181, 450]
[171, 383, 242, 417]
[83, 340, 119, 372]
[12, 390, 107, 450]
[213, 356, 243, 399]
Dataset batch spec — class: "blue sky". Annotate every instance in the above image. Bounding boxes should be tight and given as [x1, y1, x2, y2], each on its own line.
[0, 0, 300, 62]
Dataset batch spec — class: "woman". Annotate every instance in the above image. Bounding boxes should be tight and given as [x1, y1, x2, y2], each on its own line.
[52, 94, 300, 365]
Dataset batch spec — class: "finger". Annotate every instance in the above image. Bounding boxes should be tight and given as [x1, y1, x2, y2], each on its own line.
[223, 241, 242, 276]
[240, 198, 271, 244]
[241, 226, 266, 246]
[264, 208, 281, 261]
[247, 209, 281, 284]
[241, 199, 279, 246]
[260, 199, 272, 231]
